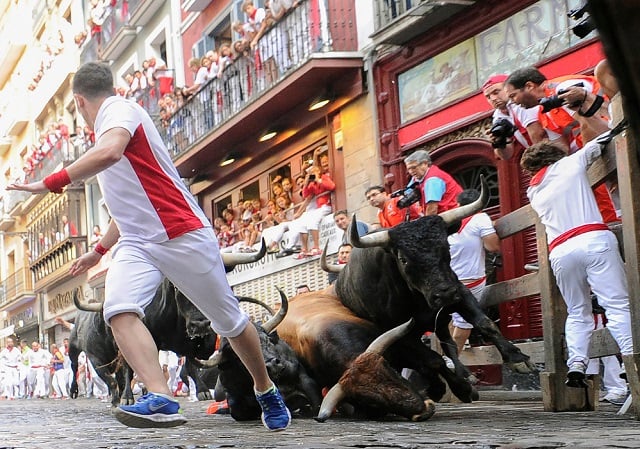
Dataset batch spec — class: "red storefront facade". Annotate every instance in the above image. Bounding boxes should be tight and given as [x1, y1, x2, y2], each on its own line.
[371, 0, 604, 341]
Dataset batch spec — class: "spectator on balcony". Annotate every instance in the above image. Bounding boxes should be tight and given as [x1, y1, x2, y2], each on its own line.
[271, 182, 284, 199]
[183, 58, 204, 97]
[280, 177, 294, 202]
[253, 0, 292, 82]
[61, 215, 78, 238]
[242, 0, 266, 35]
[90, 225, 103, 248]
[291, 164, 335, 259]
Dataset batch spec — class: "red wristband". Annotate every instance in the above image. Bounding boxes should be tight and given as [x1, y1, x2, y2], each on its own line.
[43, 169, 71, 194]
[94, 243, 108, 256]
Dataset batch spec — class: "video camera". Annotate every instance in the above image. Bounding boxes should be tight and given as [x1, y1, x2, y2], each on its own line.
[538, 82, 584, 113]
[391, 182, 421, 209]
[489, 118, 516, 149]
[568, 3, 596, 39]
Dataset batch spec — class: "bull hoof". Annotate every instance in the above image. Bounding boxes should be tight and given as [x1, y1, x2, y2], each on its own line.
[412, 400, 436, 421]
[507, 360, 537, 374]
[198, 391, 212, 401]
[120, 397, 135, 406]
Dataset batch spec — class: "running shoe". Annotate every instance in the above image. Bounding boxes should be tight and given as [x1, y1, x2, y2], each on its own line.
[114, 392, 187, 428]
[255, 385, 291, 431]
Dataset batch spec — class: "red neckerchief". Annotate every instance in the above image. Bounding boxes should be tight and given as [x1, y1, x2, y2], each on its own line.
[529, 166, 549, 186]
[457, 215, 476, 233]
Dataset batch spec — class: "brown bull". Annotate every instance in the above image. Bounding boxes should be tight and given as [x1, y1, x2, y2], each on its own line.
[276, 289, 435, 422]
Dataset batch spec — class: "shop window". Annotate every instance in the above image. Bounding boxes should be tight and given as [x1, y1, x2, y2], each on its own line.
[240, 181, 260, 203]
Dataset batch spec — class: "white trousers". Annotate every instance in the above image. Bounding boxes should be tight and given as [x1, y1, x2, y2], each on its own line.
[103, 228, 248, 338]
[549, 230, 633, 368]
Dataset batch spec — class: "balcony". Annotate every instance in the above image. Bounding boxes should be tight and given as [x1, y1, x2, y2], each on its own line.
[183, 0, 211, 13]
[155, 0, 363, 183]
[31, 48, 78, 120]
[0, 267, 35, 309]
[371, 0, 476, 46]
[3, 189, 31, 218]
[128, 0, 165, 27]
[0, 100, 29, 137]
[99, 2, 137, 62]
[30, 237, 88, 284]
[0, 6, 30, 89]
[79, 33, 101, 65]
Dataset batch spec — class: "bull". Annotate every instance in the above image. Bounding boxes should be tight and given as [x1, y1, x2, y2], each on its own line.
[334, 176, 535, 403]
[200, 290, 323, 421]
[69, 246, 267, 406]
[276, 290, 436, 422]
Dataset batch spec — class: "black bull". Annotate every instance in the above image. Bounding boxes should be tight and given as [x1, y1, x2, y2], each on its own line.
[334, 180, 536, 402]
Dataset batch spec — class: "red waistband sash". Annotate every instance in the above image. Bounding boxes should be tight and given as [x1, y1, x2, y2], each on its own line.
[463, 276, 486, 289]
[549, 223, 610, 252]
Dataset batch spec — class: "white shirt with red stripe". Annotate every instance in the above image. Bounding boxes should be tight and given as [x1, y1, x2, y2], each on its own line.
[493, 103, 539, 148]
[94, 96, 209, 243]
[526, 140, 604, 248]
[448, 212, 495, 281]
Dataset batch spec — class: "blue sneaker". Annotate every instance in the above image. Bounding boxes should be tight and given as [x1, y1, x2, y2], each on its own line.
[255, 385, 291, 431]
[114, 392, 187, 428]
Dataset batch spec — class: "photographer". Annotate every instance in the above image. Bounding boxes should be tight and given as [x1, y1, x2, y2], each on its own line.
[504, 67, 610, 153]
[365, 185, 423, 228]
[403, 150, 463, 216]
[504, 67, 618, 224]
[482, 74, 546, 160]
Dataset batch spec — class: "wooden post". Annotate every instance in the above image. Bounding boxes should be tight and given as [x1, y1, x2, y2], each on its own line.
[534, 217, 598, 411]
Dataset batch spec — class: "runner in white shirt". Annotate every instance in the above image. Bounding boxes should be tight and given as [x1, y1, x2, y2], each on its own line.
[0, 337, 22, 399]
[7, 62, 290, 431]
[520, 138, 633, 387]
[26, 341, 52, 399]
[448, 190, 501, 354]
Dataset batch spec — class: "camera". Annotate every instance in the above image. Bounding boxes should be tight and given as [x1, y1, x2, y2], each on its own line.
[489, 118, 516, 149]
[568, 3, 596, 39]
[538, 82, 584, 113]
[308, 174, 316, 181]
[391, 183, 421, 208]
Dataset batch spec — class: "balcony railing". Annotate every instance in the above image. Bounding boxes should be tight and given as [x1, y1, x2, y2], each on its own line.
[154, 0, 357, 159]
[0, 267, 34, 307]
[3, 189, 31, 216]
[373, 0, 421, 29]
[30, 237, 88, 283]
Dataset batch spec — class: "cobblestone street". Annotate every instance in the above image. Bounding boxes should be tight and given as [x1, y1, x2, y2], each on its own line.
[1, 392, 639, 448]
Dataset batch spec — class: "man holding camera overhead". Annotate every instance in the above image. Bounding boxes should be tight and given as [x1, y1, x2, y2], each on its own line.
[403, 150, 463, 216]
[504, 67, 618, 224]
[482, 74, 546, 160]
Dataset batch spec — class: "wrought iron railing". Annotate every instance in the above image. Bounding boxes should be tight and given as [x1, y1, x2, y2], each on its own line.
[373, 0, 422, 29]
[154, 0, 357, 159]
[0, 267, 34, 307]
[30, 237, 88, 283]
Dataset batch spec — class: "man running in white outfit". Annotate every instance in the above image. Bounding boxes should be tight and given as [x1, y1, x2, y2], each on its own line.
[447, 190, 501, 354]
[520, 138, 633, 387]
[7, 62, 291, 430]
[0, 337, 22, 399]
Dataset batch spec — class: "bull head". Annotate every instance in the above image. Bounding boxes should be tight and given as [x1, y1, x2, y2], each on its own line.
[320, 242, 344, 274]
[315, 318, 424, 422]
[349, 175, 489, 248]
[222, 238, 267, 272]
[197, 288, 288, 368]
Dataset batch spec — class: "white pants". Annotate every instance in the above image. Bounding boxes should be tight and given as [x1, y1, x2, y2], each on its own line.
[586, 314, 627, 395]
[549, 230, 633, 368]
[103, 228, 249, 338]
[28, 367, 49, 398]
[51, 369, 69, 397]
[1, 366, 20, 398]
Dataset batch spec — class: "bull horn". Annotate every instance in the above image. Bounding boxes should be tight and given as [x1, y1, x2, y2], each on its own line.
[320, 242, 343, 273]
[237, 296, 275, 315]
[365, 318, 414, 355]
[349, 214, 390, 248]
[221, 238, 267, 270]
[438, 175, 489, 225]
[196, 349, 223, 368]
[315, 383, 345, 423]
[261, 287, 288, 334]
[73, 287, 103, 312]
